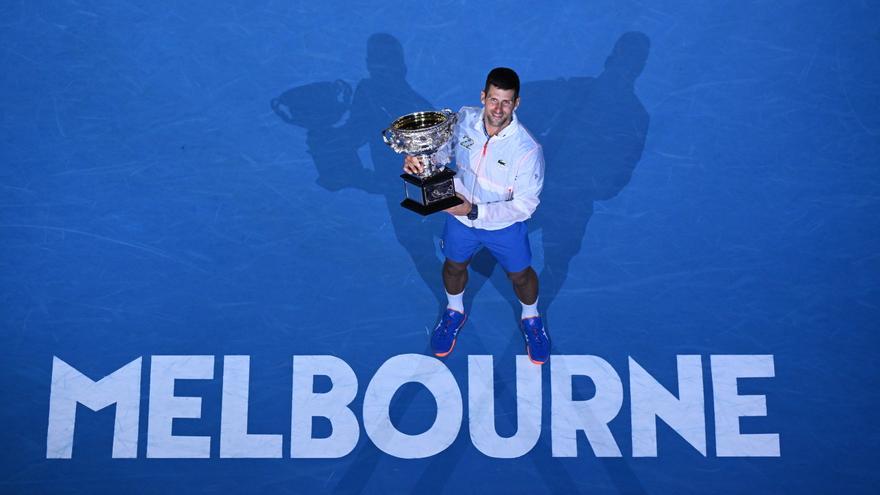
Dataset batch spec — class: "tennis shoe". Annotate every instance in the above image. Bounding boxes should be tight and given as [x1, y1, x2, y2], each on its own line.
[521, 316, 550, 365]
[431, 308, 467, 357]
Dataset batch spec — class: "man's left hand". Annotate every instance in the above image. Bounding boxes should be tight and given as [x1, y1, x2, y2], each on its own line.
[445, 193, 472, 217]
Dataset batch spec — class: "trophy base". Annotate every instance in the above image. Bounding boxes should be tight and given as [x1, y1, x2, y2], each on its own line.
[399, 168, 463, 216]
[400, 196, 463, 216]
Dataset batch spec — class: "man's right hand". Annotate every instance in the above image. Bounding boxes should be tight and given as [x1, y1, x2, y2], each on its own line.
[403, 156, 424, 175]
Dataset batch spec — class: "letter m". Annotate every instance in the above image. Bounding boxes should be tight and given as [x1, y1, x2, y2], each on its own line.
[46, 356, 142, 458]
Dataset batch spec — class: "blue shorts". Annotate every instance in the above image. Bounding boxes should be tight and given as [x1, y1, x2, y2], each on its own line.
[441, 217, 532, 273]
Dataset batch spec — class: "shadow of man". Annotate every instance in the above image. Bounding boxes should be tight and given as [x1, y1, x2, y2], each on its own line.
[272, 32, 447, 306]
[470, 32, 651, 320]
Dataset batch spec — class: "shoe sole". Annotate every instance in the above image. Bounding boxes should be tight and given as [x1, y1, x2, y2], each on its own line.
[433, 314, 467, 358]
[526, 346, 547, 365]
[434, 339, 456, 358]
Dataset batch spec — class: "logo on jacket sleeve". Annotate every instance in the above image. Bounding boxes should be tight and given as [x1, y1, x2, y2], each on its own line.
[459, 136, 474, 150]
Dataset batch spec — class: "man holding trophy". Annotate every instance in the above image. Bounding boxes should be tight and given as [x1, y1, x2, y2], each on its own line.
[392, 67, 549, 365]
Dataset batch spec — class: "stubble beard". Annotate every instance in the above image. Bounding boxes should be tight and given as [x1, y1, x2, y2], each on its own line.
[485, 113, 511, 131]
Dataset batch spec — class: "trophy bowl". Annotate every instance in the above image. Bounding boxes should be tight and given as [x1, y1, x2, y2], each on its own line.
[382, 109, 464, 215]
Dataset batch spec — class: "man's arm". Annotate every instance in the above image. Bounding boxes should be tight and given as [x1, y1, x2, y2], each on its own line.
[478, 145, 545, 223]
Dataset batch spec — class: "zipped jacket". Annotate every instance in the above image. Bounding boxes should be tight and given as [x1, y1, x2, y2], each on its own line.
[450, 106, 545, 230]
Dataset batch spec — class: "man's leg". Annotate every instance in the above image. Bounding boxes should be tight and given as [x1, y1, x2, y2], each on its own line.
[481, 222, 540, 318]
[443, 258, 470, 298]
[507, 266, 538, 307]
[510, 266, 549, 365]
[481, 222, 549, 365]
[439, 217, 479, 313]
[431, 258, 471, 357]
[432, 219, 478, 357]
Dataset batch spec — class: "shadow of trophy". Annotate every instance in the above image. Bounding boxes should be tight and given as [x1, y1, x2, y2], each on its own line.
[271, 79, 352, 127]
[271, 80, 356, 190]
[381, 109, 463, 215]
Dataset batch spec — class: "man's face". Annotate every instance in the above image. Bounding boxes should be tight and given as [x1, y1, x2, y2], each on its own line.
[481, 85, 519, 130]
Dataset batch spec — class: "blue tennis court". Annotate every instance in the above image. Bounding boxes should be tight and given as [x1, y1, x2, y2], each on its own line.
[2, 1, 878, 493]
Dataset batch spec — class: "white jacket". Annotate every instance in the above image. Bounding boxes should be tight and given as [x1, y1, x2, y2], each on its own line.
[450, 106, 544, 230]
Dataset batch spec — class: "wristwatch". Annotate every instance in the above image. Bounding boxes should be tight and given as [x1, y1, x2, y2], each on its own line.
[467, 203, 478, 220]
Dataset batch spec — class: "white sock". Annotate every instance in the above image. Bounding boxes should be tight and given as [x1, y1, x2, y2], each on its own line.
[520, 298, 539, 319]
[446, 290, 464, 313]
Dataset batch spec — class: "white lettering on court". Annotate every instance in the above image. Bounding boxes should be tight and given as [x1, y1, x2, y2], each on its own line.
[220, 356, 283, 458]
[46, 357, 142, 459]
[290, 355, 359, 458]
[468, 355, 541, 458]
[363, 354, 462, 459]
[630, 355, 706, 456]
[146, 355, 214, 458]
[712, 355, 780, 457]
[551, 355, 623, 457]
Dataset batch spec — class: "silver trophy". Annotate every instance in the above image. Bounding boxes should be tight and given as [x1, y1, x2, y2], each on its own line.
[382, 109, 464, 215]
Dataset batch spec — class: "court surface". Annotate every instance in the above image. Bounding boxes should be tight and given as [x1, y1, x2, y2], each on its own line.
[1, 1, 878, 493]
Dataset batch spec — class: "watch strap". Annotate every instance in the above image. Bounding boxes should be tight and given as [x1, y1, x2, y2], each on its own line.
[467, 203, 478, 220]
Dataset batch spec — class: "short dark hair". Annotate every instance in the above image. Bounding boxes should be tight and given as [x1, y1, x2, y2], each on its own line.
[484, 67, 520, 99]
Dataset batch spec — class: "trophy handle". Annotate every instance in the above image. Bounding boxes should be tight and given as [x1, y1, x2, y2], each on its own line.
[381, 128, 394, 145]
